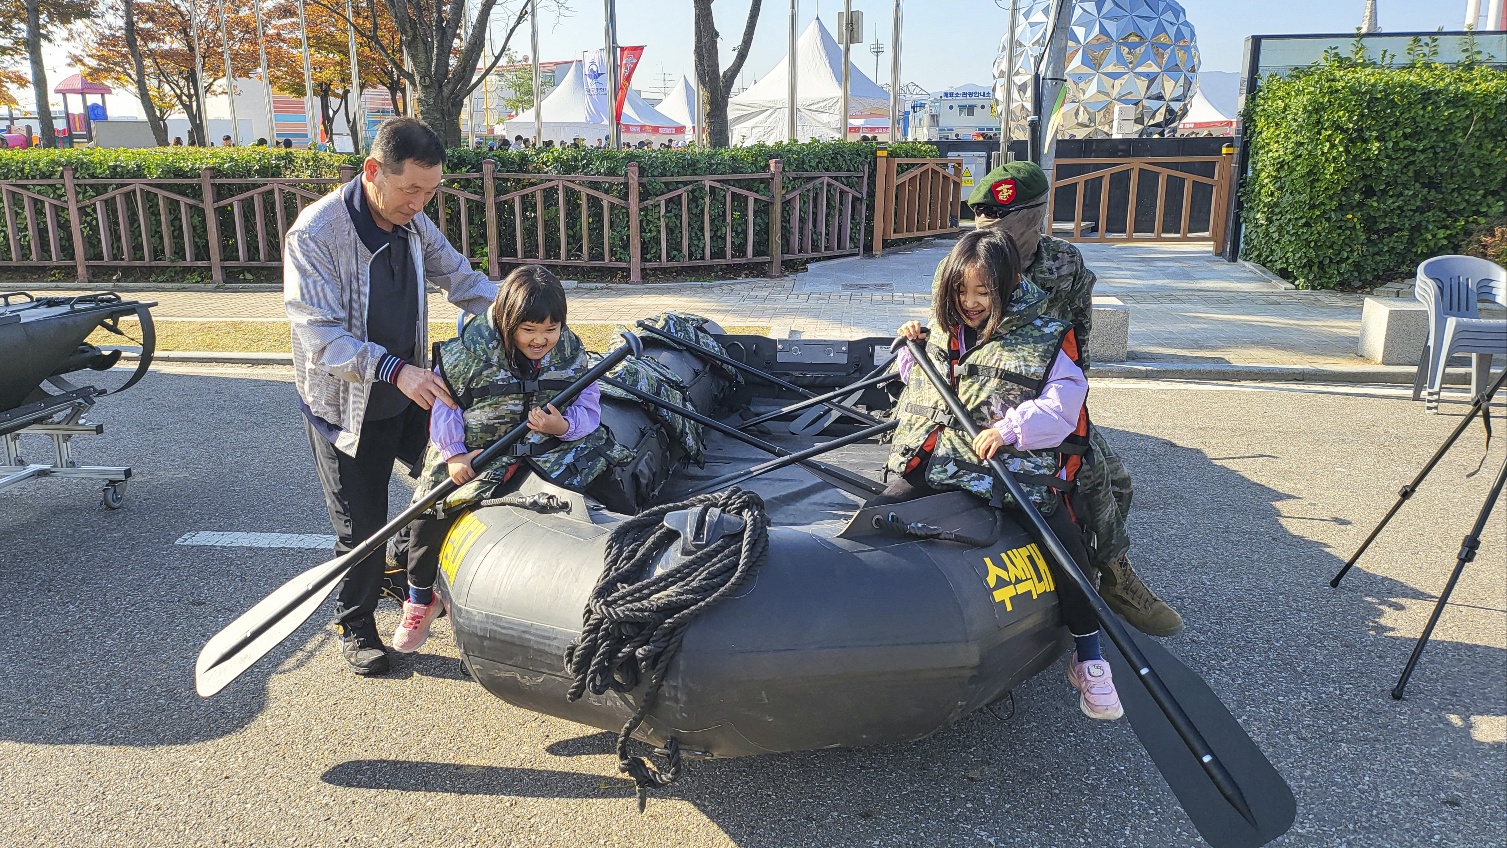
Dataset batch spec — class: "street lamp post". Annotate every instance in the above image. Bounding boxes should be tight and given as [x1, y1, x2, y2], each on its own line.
[217, 0, 239, 144]
[531, 0, 543, 145]
[787, 0, 798, 142]
[1000, 0, 1019, 163]
[604, 0, 621, 148]
[254, 1, 276, 145]
[840, 0, 852, 143]
[889, 1, 902, 142]
[189, 3, 208, 144]
[296, 0, 318, 147]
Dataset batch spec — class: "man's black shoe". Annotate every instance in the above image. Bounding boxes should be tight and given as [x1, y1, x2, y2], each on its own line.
[336, 619, 391, 675]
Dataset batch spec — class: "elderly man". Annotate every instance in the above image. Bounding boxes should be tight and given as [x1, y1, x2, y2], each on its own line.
[955, 162, 1183, 637]
[285, 117, 498, 675]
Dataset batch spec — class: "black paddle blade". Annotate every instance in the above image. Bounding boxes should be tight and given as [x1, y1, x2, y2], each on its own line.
[1104, 629, 1296, 848]
[194, 551, 354, 697]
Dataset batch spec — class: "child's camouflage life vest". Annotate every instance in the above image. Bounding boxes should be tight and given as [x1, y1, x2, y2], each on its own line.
[413, 312, 629, 513]
[886, 281, 1080, 511]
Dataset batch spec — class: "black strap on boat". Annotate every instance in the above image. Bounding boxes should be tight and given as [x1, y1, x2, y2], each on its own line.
[93, 302, 156, 396]
[564, 488, 770, 811]
[474, 492, 571, 513]
[871, 512, 993, 547]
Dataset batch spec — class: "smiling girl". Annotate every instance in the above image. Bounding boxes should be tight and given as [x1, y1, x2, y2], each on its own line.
[390, 265, 605, 652]
[876, 228, 1122, 721]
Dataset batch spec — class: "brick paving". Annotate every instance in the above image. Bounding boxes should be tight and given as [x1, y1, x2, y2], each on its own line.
[42, 238, 1393, 369]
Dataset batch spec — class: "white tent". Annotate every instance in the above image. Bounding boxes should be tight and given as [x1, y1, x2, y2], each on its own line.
[657, 76, 699, 139]
[1177, 89, 1235, 133]
[728, 18, 891, 146]
[503, 61, 685, 144]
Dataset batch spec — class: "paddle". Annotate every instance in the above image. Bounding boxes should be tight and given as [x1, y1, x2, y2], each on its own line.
[600, 377, 885, 498]
[903, 338, 1294, 848]
[194, 331, 645, 698]
[735, 367, 896, 432]
[686, 419, 898, 497]
[635, 321, 882, 426]
[787, 358, 897, 437]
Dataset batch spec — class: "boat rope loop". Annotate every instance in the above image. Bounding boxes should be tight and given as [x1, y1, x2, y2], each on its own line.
[564, 487, 769, 811]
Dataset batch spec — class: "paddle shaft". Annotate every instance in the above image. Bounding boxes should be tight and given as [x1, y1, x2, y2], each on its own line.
[196, 335, 642, 682]
[741, 366, 896, 430]
[687, 419, 898, 496]
[600, 378, 885, 497]
[903, 339, 1257, 826]
[636, 321, 883, 426]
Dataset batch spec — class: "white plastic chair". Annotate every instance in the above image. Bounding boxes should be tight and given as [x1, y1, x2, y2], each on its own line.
[1411, 255, 1507, 411]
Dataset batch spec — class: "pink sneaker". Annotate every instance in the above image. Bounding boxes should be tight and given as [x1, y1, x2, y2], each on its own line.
[392, 597, 443, 653]
[1067, 652, 1124, 721]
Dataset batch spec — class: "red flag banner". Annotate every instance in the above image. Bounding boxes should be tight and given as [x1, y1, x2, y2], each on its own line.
[614, 46, 645, 124]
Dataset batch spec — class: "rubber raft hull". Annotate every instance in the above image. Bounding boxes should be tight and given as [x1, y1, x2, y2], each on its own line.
[437, 480, 1070, 758]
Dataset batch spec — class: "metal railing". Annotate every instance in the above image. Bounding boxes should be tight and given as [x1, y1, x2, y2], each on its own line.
[1049, 156, 1234, 248]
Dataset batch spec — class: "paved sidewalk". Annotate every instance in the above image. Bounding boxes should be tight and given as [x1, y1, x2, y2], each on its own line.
[37, 239, 1427, 378]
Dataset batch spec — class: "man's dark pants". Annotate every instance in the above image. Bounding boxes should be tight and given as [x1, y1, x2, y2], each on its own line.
[305, 403, 428, 629]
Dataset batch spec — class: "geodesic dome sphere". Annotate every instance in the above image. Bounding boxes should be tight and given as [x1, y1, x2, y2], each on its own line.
[993, 0, 1200, 139]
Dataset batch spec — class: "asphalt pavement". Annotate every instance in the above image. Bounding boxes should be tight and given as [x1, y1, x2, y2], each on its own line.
[1, 364, 1501, 847]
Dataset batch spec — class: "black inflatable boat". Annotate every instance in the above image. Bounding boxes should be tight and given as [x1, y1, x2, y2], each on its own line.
[434, 324, 1070, 758]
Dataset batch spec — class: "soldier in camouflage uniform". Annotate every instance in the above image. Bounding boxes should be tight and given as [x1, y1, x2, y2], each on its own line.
[952, 162, 1183, 637]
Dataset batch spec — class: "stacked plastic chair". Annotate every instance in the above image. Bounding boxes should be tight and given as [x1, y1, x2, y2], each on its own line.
[1411, 256, 1507, 411]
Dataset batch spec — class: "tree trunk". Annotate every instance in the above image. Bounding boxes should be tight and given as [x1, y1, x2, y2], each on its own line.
[414, 87, 461, 148]
[24, 0, 56, 148]
[123, 1, 168, 146]
[692, 0, 763, 148]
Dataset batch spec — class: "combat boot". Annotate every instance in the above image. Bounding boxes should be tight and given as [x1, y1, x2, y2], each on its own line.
[1100, 556, 1183, 637]
[336, 618, 391, 675]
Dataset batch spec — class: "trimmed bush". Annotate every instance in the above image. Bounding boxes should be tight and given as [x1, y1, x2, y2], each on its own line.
[0, 141, 939, 283]
[1241, 40, 1507, 289]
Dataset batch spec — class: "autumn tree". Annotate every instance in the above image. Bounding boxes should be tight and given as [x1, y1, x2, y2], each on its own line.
[4, 0, 94, 147]
[494, 53, 553, 117]
[692, 0, 764, 148]
[0, 68, 28, 109]
[322, 0, 568, 147]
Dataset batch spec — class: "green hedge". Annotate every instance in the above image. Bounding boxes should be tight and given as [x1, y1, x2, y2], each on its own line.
[0, 141, 938, 282]
[1241, 44, 1507, 289]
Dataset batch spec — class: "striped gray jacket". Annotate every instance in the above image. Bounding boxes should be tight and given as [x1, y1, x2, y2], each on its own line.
[284, 182, 497, 456]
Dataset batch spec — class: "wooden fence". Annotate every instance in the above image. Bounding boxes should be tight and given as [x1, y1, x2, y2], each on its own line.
[1048, 156, 1233, 248]
[870, 154, 963, 256]
[0, 159, 869, 284]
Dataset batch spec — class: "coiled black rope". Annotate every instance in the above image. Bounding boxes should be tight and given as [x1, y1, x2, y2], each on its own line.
[564, 487, 769, 811]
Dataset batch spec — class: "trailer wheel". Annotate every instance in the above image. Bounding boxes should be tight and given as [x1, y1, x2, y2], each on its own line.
[102, 481, 127, 510]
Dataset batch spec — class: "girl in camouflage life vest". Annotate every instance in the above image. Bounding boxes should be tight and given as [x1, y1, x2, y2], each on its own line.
[391, 265, 606, 653]
[875, 229, 1122, 721]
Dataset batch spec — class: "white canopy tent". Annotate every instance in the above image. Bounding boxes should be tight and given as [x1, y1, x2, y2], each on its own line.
[502, 61, 685, 144]
[728, 18, 890, 146]
[1176, 89, 1235, 134]
[656, 75, 700, 140]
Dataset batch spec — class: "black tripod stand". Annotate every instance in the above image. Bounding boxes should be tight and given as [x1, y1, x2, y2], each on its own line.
[1331, 368, 1505, 698]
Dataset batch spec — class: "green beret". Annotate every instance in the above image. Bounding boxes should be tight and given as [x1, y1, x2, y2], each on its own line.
[967, 161, 1049, 210]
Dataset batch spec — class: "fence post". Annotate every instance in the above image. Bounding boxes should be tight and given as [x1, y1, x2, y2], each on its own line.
[768, 159, 784, 278]
[1210, 152, 1232, 255]
[871, 149, 889, 257]
[857, 161, 870, 257]
[482, 159, 500, 279]
[627, 162, 642, 283]
[339, 165, 357, 182]
[200, 168, 225, 285]
[61, 167, 89, 284]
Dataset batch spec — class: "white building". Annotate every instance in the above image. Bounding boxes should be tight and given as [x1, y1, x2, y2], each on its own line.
[907, 84, 998, 142]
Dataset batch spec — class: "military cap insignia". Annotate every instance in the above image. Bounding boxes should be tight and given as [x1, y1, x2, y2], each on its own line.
[991, 178, 1018, 206]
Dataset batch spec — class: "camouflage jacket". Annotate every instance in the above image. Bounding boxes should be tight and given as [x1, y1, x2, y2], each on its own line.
[414, 315, 627, 512]
[1028, 236, 1096, 369]
[887, 282, 1072, 511]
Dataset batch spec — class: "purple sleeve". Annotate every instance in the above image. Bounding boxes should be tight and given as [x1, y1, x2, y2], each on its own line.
[429, 366, 468, 461]
[559, 380, 602, 442]
[895, 345, 915, 384]
[991, 351, 1087, 451]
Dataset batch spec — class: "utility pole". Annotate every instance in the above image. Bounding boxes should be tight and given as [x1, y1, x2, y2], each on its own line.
[788, 0, 798, 142]
[604, 0, 621, 148]
[345, 0, 366, 152]
[217, 0, 239, 144]
[1000, 0, 1019, 163]
[254, 1, 276, 144]
[296, 0, 318, 147]
[190, 2, 208, 144]
[870, 26, 884, 82]
[840, 1, 853, 142]
[889, 1, 902, 142]
[531, 0, 543, 145]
